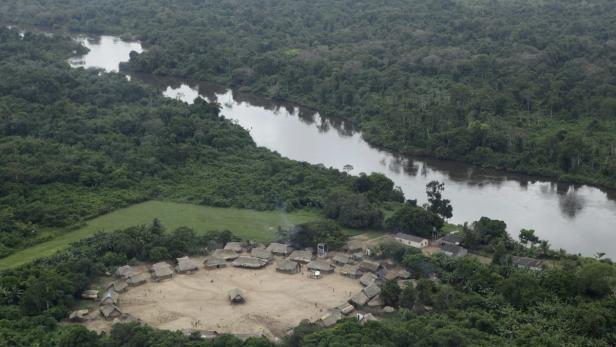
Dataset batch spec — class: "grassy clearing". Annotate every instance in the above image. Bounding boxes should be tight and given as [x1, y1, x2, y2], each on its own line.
[0, 201, 322, 270]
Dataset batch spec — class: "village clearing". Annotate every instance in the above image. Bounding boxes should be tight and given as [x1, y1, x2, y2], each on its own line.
[86, 259, 362, 339]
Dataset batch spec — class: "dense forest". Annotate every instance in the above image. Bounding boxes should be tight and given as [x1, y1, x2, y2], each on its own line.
[0, 28, 402, 257]
[1, 0, 615, 187]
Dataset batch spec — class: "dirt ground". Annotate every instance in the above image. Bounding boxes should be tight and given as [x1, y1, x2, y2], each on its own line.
[86, 257, 361, 338]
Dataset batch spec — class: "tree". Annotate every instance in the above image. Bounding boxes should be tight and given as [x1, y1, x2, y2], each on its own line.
[519, 229, 539, 246]
[399, 285, 417, 309]
[425, 181, 453, 219]
[385, 205, 444, 238]
[381, 280, 401, 307]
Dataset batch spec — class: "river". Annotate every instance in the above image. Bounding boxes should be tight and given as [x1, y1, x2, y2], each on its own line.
[67, 35, 616, 257]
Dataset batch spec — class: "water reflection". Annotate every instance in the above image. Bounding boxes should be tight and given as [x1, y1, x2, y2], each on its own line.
[72, 36, 616, 257]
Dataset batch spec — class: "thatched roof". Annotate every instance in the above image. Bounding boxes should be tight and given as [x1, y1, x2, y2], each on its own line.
[115, 265, 138, 279]
[511, 256, 544, 269]
[107, 280, 128, 293]
[359, 260, 380, 273]
[81, 289, 99, 300]
[319, 310, 342, 327]
[359, 272, 378, 286]
[307, 259, 334, 272]
[176, 256, 199, 273]
[289, 250, 313, 263]
[276, 259, 299, 273]
[250, 247, 272, 260]
[152, 262, 174, 280]
[266, 242, 292, 255]
[346, 240, 363, 252]
[332, 254, 351, 265]
[336, 303, 355, 315]
[367, 295, 384, 307]
[398, 269, 411, 279]
[363, 283, 381, 299]
[99, 290, 119, 306]
[204, 257, 227, 268]
[69, 309, 90, 322]
[213, 249, 240, 260]
[100, 304, 122, 319]
[228, 288, 245, 303]
[224, 242, 243, 253]
[339, 264, 362, 278]
[127, 272, 149, 286]
[232, 256, 268, 269]
[349, 291, 369, 307]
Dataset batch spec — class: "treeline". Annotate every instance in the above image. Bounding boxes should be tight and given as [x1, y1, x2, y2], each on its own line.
[2, 0, 615, 187]
[0, 29, 402, 257]
[2, 221, 616, 346]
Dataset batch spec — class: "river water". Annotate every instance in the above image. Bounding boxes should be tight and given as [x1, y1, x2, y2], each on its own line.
[68, 35, 616, 257]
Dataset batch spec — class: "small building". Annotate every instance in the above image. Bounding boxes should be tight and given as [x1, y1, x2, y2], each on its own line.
[115, 265, 137, 279]
[349, 291, 369, 307]
[352, 252, 364, 262]
[359, 260, 380, 273]
[378, 269, 399, 281]
[250, 247, 272, 261]
[307, 259, 334, 273]
[397, 269, 411, 279]
[151, 262, 174, 281]
[337, 303, 355, 315]
[363, 283, 381, 300]
[367, 295, 384, 308]
[276, 259, 300, 274]
[204, 257, 227, 269]
[106, 280, 128, 293]
[511, 256, 544, 271]
[69, 309, 90, 322]
[345, 240, 363, 253]
[176, 256, 199, 274]
[339, 264, 362, 278]
[81, 289, 99, 300]
[127, 272, 149, 287]
[228, 288, 245, 303]
[289, 250, 313, 263]
[100, 304, 122, 320]
[359, 273, 378, 287]
[99, 290, 119, 306]
[440, 244, 468, 258]
[224, 242, 243, 253]
[266, 242, 292, 256]
[332, 254, 351, 266]
[441, 233, 464, 246]
[213, 249, 240, 261]
[394, 233, 429, 248]
[318, 310, 342, 327]
[232, 256, 268, 269]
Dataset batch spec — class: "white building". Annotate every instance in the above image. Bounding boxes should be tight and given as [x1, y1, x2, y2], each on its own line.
[394, 233, 429, 248]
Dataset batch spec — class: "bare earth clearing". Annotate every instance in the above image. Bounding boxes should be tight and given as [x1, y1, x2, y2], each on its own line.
[87, 257, 361, 338]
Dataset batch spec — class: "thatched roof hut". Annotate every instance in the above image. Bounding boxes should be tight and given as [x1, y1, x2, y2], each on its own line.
[345, 240, 363, 252]
[332, 254, 351, 265]
[69, 309, 90, 322]
[318, 310, 342, 327]
[213, 249, 240, 260]
[307, 259, 334, 273]
[99, 290, 119, 306]
[228, 288, 245, 303]
[363, 283, 381, 299]
[250, 247, 272, 260]
[127, 272, 149, 287]
[266, 242, 292, 256]
[176, 256, 199, 273]
[359, 260, 381, 273]
[336, 303, 355, 315]
[367, 295, 384, 307]
[204, 257, 227, 269]
[106, 280, 128, 293]
[151, 262, 174, 281]
[100, 304, 122, 320]
[232, 256, 268, 269]
[276, 259, 300, 274]
[81, 289, 99, 300]
[115, 265, 138, 279]
[289, 250, 313, 263]
[359, 272, 378, 286]
[349, 291, 369, 307]
[224, 242, 243, 253]
[339, 264, 362, 278]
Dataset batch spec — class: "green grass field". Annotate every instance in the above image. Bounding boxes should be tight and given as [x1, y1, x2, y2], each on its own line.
[0, 201, 323, 270]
